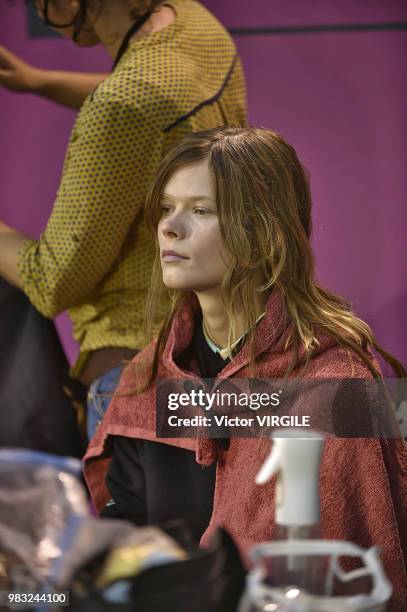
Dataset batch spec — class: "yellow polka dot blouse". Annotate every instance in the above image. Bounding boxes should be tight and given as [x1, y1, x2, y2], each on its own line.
[17, 0, 247, 378]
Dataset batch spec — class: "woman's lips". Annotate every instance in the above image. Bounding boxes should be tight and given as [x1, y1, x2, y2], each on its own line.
[162, 250, 189, 262]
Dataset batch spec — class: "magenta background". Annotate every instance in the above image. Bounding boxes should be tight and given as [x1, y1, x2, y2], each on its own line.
[1, 1, 406, 368]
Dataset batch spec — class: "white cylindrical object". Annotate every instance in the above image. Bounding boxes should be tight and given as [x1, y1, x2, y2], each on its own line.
[256, 429, 324, 527]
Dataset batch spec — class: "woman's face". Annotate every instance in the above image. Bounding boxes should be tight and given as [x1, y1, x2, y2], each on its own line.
[158, 159, 231, 298]
[35, 0, 99, 46]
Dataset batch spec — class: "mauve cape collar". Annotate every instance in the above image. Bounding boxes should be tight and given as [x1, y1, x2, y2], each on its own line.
[163, 289, 290, 380]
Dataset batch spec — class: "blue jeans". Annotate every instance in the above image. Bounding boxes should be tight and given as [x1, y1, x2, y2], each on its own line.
[86, 365, 124, 440]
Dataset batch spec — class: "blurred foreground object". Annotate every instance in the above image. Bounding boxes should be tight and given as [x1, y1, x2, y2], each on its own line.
[0, 449, 246, 611]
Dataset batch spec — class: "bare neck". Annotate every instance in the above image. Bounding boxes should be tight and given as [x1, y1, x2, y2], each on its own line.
[197, 291, 266, 349]
[95, 4, 175, 59]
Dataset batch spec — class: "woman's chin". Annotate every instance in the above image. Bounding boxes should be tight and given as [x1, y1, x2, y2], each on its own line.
[163, 280, 191, 291]
[162, 274, 201, 292]
[74, 35, 100, 48]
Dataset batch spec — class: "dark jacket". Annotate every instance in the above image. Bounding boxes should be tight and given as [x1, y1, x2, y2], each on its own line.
[0, 279, 83, 456]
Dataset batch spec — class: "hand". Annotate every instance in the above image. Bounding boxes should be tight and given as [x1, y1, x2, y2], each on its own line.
[0, 220, 14, 234]
[0, 46, 41, 93]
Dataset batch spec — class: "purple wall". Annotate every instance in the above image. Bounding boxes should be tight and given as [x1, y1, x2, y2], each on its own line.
[1, 1, 406, 367]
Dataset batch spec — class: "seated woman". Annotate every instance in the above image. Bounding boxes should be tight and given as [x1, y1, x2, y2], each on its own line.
[84, 127, 407, 606]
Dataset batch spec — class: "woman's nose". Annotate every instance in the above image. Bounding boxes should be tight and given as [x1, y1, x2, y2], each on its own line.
[160, 213, 186, 239]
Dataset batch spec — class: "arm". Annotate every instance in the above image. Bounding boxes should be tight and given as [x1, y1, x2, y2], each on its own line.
[17, 93, 164, 318]
[0, 221, 28, 288]
[34, 69, 108, 110]
[0, 46, 108, 110]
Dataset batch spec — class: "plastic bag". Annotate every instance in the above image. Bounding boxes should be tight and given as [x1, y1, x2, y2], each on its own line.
[0, 448, 88, 594]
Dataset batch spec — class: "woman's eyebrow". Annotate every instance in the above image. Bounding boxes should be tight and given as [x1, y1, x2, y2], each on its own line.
[161, 193, 214, 203]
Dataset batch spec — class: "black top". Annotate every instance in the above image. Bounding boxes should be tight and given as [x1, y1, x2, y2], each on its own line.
[177, 311, 229, 378]
[102, 315, 229, 542]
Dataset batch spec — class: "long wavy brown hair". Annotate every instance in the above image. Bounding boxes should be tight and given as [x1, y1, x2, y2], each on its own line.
[141, 126, 405, 386]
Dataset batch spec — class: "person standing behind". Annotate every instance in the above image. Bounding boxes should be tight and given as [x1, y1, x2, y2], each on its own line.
[0, 0, 247, 439]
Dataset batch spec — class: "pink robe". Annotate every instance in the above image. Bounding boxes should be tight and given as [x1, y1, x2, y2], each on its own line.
[84, 291, 407, 610]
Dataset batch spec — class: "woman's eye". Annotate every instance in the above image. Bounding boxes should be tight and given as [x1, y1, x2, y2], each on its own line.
[160, 205, 172, 216]
[194, 208, 210, 215]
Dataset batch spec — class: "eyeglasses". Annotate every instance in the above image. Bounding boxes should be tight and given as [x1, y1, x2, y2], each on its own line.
[40, 0, 78, 29]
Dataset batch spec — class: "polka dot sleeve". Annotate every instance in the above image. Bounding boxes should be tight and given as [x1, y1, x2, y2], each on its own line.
[17, 94, 164, 318]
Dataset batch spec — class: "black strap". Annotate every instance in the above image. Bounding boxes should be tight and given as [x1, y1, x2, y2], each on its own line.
[112, 12, 154, 71]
